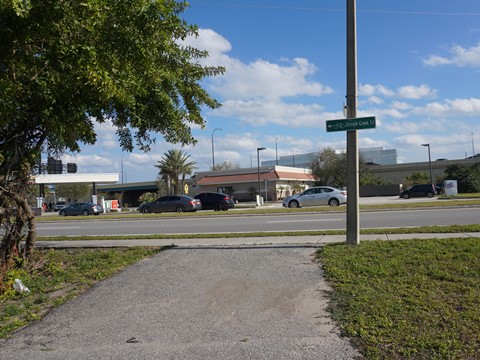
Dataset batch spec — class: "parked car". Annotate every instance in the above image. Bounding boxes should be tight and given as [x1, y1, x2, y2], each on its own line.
[194, 192, 235, 211]
[59, 202, 104, 216]
[282, 186, 347, 208]
[138, 195, 201, 214]
[399, 184, 437, 199]
[54, 202, 67, 211]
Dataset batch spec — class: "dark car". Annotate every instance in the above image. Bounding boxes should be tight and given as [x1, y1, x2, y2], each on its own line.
[59, 202, 104, 216]
[138, 195, 201, 214]
[400, 184, 437, 199]
[194, 192, 235, 211]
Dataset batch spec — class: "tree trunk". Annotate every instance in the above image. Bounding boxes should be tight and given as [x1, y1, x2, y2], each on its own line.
[0, 177, 36, 267]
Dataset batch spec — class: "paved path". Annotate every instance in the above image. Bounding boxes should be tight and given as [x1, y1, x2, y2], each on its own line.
[0, 247, 360, 359]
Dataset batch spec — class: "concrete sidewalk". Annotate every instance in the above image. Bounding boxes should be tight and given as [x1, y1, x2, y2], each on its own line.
[35, 232, 480, 249]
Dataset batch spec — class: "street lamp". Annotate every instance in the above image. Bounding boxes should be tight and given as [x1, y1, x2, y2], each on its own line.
[211, 128, 223, 169]
[291, 149, 295, 167]
[275, 138, 278, 165]
[121, 156, 124, 184]
[472, 132, 475, 157]
[422, 143, 433, 185]
[257, 147, 266, 197]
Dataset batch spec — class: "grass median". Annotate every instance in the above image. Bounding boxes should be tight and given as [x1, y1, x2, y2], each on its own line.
[317, 237, 480, 359]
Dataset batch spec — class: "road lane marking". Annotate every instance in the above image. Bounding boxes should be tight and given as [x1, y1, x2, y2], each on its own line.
[267, 219, 343, 223]
[37, 226, 82, 229]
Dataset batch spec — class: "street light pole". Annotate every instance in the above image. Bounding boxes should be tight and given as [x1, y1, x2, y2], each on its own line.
[422, 143, 433, 185]
[472, 132, 475, 156]
[275, 138, 278, 165]
[291, 149, 295, 167]
[211, 128, 223, 169]
[257, 147, 266, 197]
[121, 156, 124, 184]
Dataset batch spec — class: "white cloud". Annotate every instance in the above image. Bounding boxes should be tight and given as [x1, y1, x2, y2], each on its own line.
[391, 101, 413, 111]
[423, 42, 480, 68]
[366, 96, 384, 105]
[396, 84, 437, 99]
[359, 84, 395, 97]
[214, 99, 340, 128]
[210, 57, 334, 100]
[375, 108, 407, 119]
[359, 83, 436, 100]
[185, 29, 334, 100]
[358, 137, 388, 148]
[413, 98, 480, 117]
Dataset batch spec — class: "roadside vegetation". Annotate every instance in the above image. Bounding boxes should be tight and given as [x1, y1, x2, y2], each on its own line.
[0, 247, 163, 339]
[317, 238, 480, 359]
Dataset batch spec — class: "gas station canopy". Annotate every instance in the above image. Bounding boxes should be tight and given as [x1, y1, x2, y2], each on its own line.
[34, 173, 119, 184]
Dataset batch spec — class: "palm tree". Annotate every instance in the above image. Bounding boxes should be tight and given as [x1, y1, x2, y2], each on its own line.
[155, 149, 196, 194]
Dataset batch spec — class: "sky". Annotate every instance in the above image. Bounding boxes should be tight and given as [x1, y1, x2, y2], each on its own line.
[60, 0, 480, 183]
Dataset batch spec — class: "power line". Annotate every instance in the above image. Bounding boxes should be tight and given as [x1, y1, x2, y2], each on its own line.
[191, 2, 480, 17]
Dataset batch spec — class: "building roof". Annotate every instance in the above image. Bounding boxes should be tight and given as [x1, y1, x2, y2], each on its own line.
[196, 170, 316, 185]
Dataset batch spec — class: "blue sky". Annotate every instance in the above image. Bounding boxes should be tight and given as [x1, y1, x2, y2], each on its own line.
[65, 0, 480, 183]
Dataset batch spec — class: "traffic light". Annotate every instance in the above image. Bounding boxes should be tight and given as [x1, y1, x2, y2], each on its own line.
[47, 157, 63, 174]
[67, 163, 77, 173]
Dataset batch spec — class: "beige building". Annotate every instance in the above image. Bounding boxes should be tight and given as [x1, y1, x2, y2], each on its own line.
[193, 166, 316, 201]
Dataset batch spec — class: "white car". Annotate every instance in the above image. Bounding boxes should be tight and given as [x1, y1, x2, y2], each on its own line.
[283, 186, 347, 208]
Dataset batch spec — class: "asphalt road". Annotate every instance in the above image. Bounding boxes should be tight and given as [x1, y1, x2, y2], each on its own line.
[0, 247, 361, 360]
[36, 206, 480, 237]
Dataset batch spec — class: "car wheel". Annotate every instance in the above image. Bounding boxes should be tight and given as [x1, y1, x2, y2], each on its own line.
[213, 203, 222, 211]
[59, 210, 67, 216]
[83, 210, 89, 216]
[288, 200, 299, 208]
[403, 194, 410, 199]
[427, 192, 434, 198]
[329, 198, 340, 207]
[176, 205, 186, 213]
[142, 207, 151, 214]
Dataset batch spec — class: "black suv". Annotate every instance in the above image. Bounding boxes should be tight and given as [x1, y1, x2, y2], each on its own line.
[400, 184, 437, 199]
[194, 192, 235, 211]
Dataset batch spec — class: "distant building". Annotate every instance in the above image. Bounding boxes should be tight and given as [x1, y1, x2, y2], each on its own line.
[263, 147, 397, 168]
[359, 147, 397, 165]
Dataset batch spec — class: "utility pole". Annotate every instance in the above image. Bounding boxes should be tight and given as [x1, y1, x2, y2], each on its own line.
[346, 0, 360, 245]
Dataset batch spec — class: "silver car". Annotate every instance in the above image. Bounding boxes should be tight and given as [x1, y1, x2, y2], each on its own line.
[282, 186, 347, 208]
[59, 202, 104, 216]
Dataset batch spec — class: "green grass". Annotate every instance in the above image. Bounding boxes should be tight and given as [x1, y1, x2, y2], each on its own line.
[0, 247, 164, 339]
[317, 238, 480, 359]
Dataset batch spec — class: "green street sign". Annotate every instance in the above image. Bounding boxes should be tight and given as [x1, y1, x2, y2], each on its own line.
[326, 116, 376, 132]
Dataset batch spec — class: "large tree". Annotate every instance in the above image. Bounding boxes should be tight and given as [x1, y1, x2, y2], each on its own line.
[211, 160, 241, 171]
[0, 0, 223, 266]
[443, 163, 480, 193]
[155, 149, 196, 195]
[310, 148, 380, 188]
[310, 148, 346, 187]
[55, 184, 91, 203]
